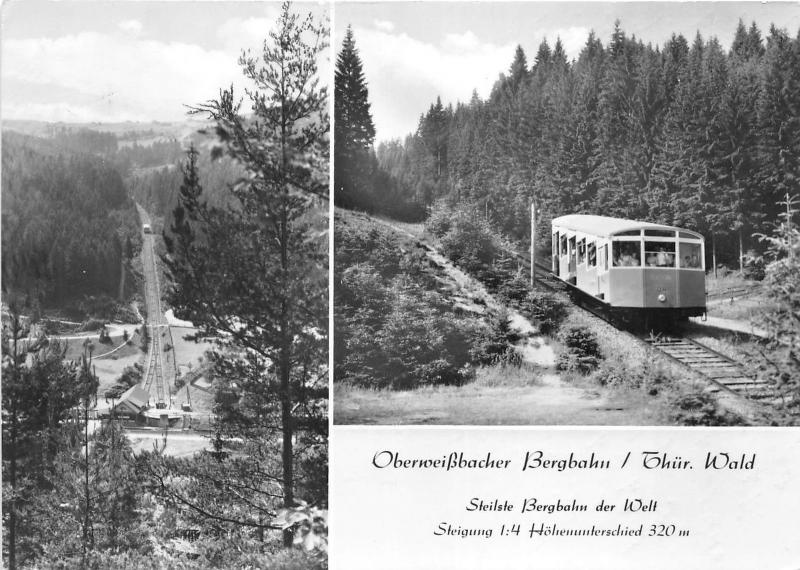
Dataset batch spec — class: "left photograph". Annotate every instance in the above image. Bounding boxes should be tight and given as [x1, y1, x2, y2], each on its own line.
[1, 1, 329, 568]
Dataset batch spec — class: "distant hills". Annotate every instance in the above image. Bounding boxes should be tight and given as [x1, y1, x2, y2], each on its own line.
[2, 118, 213, 144]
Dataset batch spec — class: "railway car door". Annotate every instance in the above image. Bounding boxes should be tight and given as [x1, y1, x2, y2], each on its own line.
[559, 233, 568, 279]
[568, 235, 576, 277]
[552, 232, 560, 274]
[596, 241, 609, 299]
[586, 240, 599, 295]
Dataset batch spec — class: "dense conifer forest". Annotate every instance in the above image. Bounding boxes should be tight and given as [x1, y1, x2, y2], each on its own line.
[341, 20, 800, 269]
[334, 17, 800, 422]
[1, 131, 142, 312]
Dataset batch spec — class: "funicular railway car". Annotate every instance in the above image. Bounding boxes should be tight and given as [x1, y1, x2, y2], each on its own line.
[551, 215, 705, 324]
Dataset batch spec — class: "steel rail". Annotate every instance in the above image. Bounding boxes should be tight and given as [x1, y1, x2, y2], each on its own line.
[502, 247, 773, 402]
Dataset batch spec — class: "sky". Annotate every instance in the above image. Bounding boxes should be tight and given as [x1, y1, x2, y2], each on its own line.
[1, 1, 329, 124]
[335, 2, 800, 143]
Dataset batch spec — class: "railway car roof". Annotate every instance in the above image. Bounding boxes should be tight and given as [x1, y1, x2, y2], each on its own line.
[552, 214, 702, 239]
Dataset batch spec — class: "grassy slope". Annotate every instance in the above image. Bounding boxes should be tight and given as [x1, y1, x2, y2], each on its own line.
[334, 209, 697, 425]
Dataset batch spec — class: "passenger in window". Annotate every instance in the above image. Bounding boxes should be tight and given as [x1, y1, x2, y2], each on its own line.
[622, 252, 639, 266]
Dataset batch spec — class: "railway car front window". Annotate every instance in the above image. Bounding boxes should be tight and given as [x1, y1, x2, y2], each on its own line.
[587, 243, 597, 267]
[644, 229, 676, 238]
[577, 239, 586, 264]
[644, 241, 676, 267]
[612, 242, 641, 267]
[679, 242, 702, 268]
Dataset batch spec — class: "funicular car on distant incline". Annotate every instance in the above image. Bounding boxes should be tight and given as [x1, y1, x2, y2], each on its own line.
[551, 215, 706, 325]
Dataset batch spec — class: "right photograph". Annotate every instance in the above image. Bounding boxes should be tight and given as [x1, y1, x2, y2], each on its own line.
[333, 2, 800, 426]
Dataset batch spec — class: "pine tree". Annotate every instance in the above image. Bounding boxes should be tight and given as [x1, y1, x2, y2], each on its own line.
[163, 2, 328, 547]
[757, 26, 800, 233]
[2, 301, 82, 569]
[334, 25, 376, 210]
[757, 195, 800, 414]
[508, 44, 528, 90]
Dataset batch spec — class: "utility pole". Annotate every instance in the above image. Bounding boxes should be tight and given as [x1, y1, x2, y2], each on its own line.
[530, 200, 536, 288]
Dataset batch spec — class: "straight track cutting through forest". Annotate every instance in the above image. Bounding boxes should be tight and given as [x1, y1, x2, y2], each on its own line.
[137, 205, 170, 408]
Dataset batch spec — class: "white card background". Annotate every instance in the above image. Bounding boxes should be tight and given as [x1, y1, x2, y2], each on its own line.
[331, 427, 800, 570]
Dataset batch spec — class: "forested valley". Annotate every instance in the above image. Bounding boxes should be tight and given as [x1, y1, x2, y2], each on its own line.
[0, 119, 246, 321]
[2, 131, 143, 317]
[3, 3, 329, 568]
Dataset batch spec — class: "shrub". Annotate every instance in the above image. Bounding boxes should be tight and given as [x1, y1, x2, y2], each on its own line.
[140, 325, 150, 351]
[338, 281, 474, 389]
[522, 291, 568, 336]
[495, 272, 529, 305]
[425, 200, 454, 237]
[273, 502, 328, 554]
[98, 326, 113, 344]
[118, 364, 143, 387]
[592, 355, 673, 395]
[670, 392, 746, 426]
[104, 383, 129, 400]
[743, 250, 766, 281]
[557, 326, 602, 374]
[470, 310, 522, 367]
[438, 210, 499, 270]
[592, 359, 632, 388]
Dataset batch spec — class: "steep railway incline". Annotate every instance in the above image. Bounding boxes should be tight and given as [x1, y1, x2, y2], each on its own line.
[137, 205, 173, 409]
[513, 251, 773, 421]
[367, 215, 772, 422]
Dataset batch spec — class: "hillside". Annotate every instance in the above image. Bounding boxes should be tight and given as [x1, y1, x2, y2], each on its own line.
[1, 131, 141, 313]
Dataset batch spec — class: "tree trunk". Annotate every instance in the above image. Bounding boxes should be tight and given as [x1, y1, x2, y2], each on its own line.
[8, 414, 17, 570]
[739, 229, 744, 274]
[712, 233, 718, 279]
[8, 316, 20, 570]
[280, 339, 294, 548]
[279, 56, 295, 549]
[118, 257, 126, 301]
[83, 401, 91, 561]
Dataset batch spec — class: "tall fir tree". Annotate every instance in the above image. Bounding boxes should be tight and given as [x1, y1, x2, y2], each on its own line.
[334, 26, 377, 211]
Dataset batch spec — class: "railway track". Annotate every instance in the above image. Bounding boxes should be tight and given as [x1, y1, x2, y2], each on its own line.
[508, 249, 772, 405]
[644, 335, 770, 397]
[138, 205, 169, 409]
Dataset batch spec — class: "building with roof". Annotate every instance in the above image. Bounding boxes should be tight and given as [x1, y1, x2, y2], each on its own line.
[111, 385, 150, 419]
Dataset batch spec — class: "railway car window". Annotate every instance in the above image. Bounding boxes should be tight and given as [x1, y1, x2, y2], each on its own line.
[644, 241, 676, 267]
[577, 239, 586, 264]
[679, 242, 702, 268]
[616, 230, 641, 237]
[612, 241, 641, 267]
[587, 242, 597, 267]
[644, 229, 676, 238]
[569, 236, 576, 255]
[553, 233, 558, 256]
[603, 244, 608, 270]
[679, 231, 699, 239]
[560, 235, 567, 255]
